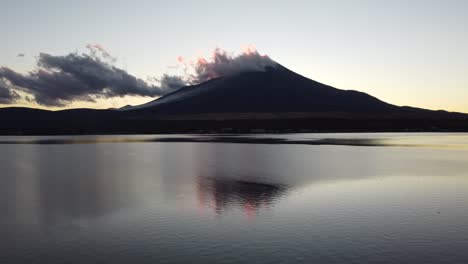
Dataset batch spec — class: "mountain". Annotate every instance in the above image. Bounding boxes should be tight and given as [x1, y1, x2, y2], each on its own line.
[0, 64, 467, 134]
[126, 64, 398, 114]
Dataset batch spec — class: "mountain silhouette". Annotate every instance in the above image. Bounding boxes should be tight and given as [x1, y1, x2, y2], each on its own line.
[0, 64, 467, 134]
[127, 64, 398, 114]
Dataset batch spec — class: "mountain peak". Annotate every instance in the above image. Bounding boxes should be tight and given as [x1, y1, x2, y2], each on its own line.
[125, 65, 397, 115]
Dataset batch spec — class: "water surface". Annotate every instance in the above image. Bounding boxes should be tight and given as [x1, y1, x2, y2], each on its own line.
[1, 133, 468, 263]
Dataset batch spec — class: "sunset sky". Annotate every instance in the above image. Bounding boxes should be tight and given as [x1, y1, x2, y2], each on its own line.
[1, 0, 467, 112]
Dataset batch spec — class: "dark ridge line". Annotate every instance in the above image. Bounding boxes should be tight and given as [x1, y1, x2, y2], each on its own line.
[0, 136, 451, 148]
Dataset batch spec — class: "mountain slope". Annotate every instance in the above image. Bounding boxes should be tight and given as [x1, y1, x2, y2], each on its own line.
[128, 64, 399, 114]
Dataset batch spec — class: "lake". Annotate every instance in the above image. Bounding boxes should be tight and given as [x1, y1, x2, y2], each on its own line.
[1, 133, 468, 264]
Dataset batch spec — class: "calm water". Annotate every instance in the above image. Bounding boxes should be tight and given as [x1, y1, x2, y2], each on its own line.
[1, 133, 468, 264]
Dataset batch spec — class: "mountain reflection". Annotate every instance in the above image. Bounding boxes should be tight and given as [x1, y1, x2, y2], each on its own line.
[196, 176, 288, 217]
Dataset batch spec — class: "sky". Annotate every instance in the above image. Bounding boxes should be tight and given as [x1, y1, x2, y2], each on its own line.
[1, 0, 467, 112]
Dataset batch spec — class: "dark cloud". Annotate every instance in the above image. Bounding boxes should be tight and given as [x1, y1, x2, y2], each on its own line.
[0, 48, 175, 106]
[0, 45, 277, 107]
[0, 80, 20, 104]
[159, 74, 187, 91]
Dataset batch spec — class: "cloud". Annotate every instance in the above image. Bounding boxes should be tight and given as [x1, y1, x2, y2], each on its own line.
[159, 74, 187, 91]
[188, 46, 277, 84]
[0, 46, 176, 106]
[17, 53, 25, 57]
[0, 79, 20, 104]
[0, 45, 277, 107]
[85, 43, 116, 63]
